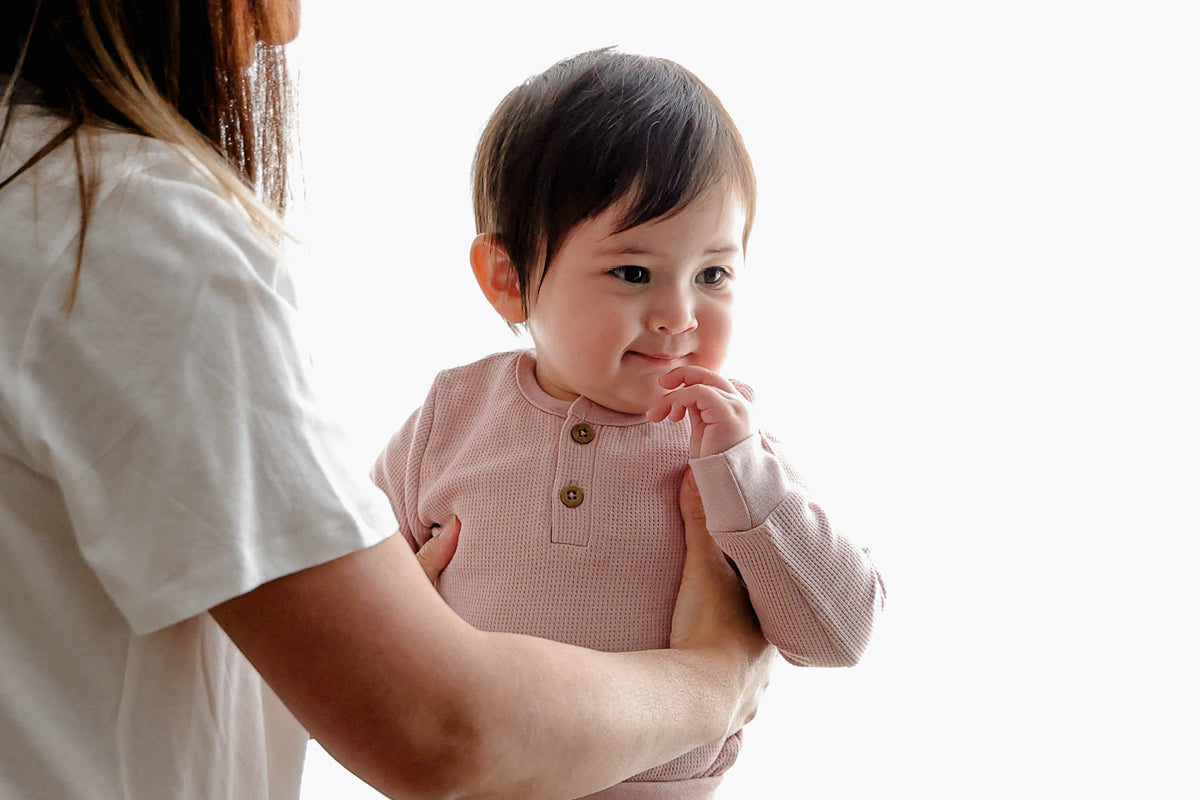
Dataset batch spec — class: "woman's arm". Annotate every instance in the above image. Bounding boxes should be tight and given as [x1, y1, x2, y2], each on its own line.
[211, 476, 771, 800]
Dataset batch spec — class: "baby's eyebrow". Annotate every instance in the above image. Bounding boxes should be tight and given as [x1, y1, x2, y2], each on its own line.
[601, 245, 656, 256]
[597, 244, 741, 257]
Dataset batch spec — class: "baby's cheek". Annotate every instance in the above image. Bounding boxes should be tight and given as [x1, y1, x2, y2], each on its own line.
[699, 309, 734, 359]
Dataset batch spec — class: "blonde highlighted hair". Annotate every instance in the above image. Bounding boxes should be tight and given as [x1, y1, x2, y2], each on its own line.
[1, 0, 298, 309]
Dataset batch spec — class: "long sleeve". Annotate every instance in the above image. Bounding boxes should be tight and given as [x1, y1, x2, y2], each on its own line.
[689, 433, 883, 667]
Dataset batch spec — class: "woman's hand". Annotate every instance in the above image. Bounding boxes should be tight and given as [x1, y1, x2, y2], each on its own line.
[670, 469, 775, 737]
[214, 485, 774, 798]
[415, 517, 460, 585]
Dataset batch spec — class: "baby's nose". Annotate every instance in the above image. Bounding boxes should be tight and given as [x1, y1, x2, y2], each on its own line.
[650, 293, 698, 334]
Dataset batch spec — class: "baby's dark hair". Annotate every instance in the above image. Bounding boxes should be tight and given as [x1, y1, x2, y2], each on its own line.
[472, 48, 757, 315]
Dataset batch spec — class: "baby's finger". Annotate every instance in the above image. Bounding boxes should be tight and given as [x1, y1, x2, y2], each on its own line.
[659, 384, 741, 416]
[645, 399, 673, 422]
[645, 393, 694, 423]
[658, 365, 737, 393]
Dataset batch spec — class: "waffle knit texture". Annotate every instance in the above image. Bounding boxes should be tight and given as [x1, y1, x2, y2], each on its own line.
[371, 350, 882, 796]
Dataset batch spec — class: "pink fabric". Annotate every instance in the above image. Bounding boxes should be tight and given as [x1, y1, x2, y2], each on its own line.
[371, 350, 881, 793]
[578, 776, 723, 799]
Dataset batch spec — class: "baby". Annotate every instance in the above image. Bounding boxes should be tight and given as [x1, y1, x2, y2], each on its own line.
[373, 48, 883, 799]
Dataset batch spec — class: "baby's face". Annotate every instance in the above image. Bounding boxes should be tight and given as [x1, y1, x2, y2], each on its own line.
[525, 184, 746, 415]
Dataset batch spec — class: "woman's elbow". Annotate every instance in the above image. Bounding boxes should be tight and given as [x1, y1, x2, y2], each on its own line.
[318, 697, 496, 800]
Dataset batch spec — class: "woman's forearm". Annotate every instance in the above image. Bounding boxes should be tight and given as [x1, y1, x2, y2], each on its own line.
[213, 478, 769, 799]
[213, 534, 769, 800]
[444, 631, 760, 799]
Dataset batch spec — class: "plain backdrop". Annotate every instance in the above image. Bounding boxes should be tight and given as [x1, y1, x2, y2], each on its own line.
[286, 2, 1198, 797]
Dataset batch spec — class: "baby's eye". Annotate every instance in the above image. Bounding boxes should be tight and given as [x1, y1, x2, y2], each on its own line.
[609, 265, 650, 284]
[697, 266, 731, 286]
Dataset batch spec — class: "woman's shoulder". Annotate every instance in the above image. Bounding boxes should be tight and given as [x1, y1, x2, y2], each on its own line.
[83, 128, 288, 292]
[4, 113, 276, 308]
[5, 110, 280, 266]
[3, 109, 188, 193]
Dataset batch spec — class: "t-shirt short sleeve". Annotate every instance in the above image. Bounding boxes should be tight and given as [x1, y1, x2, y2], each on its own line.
[15, 151, 393, 634]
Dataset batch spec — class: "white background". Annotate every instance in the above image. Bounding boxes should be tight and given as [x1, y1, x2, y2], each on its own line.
[287, 2, 1198, 797]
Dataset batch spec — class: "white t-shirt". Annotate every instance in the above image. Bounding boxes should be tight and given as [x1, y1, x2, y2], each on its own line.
[0, 106, 393, 799]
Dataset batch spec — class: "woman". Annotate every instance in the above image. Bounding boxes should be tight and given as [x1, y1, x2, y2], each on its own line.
[0, 1, 772, 798]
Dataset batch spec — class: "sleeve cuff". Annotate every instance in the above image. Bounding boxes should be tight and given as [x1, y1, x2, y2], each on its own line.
[689, 433, 793, 533]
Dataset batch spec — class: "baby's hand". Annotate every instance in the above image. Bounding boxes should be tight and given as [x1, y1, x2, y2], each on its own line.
[646, 366, 754, 458]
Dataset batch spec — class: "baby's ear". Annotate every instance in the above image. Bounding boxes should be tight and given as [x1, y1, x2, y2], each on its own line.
[470, 234, 527, 324]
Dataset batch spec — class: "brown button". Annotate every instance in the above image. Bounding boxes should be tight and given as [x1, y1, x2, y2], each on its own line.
[570, 423, 595, 445]
[560, 485, 584, 508]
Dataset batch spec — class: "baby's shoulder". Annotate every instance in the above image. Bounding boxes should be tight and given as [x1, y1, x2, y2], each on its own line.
[431, 349, 526, 401]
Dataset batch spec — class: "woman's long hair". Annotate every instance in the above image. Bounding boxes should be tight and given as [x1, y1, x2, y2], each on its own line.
[0, 0, 298, 308]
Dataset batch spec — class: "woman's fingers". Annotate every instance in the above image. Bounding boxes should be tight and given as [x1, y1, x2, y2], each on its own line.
[415, 516, 460, 585]
[670, 469, 763, 648]
[670, 469, 773, 733]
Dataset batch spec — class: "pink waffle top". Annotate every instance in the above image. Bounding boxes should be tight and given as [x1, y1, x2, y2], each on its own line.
[372, 350, 882, 797]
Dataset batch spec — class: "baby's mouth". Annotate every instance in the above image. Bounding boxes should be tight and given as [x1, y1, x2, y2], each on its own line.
[627, 347, 688, 362]
[627, 351, 680, 366]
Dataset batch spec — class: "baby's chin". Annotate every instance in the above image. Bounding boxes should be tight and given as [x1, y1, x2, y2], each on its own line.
[592, 385, 672, 418]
